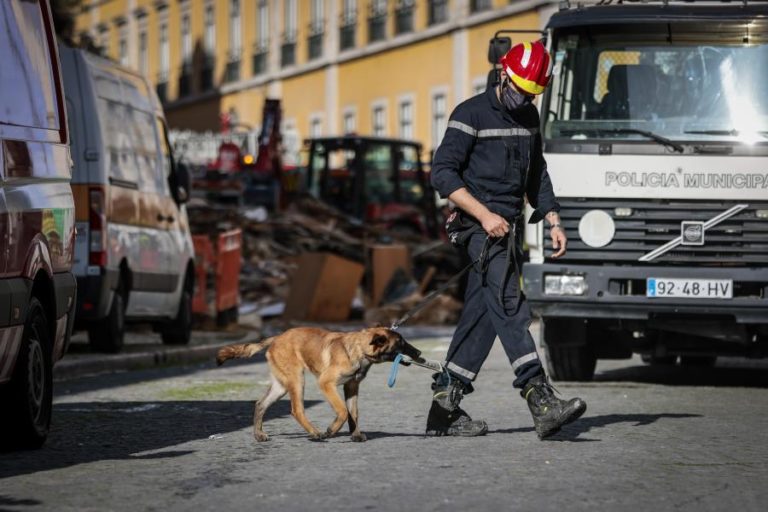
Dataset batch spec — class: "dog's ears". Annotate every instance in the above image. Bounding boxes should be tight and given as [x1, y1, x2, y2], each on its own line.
[370, 334, 388, 347]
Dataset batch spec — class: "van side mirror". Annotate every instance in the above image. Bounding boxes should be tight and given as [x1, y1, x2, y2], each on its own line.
[174, 162, 191, 204]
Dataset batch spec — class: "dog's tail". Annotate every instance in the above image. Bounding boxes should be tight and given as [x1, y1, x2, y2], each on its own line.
[216, 337, 276, 366]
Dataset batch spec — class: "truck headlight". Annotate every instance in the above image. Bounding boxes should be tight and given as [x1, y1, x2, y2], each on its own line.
[544, 274, 588, 296]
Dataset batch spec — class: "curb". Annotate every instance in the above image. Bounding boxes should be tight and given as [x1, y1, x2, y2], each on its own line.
[53, 342, 228, 381]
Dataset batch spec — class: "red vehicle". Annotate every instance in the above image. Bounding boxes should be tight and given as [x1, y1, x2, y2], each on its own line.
[0, 0, 77, 448]
[304, 136, 438, 237]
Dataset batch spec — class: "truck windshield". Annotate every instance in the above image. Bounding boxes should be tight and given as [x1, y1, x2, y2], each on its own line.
[544, 24, 768, 145]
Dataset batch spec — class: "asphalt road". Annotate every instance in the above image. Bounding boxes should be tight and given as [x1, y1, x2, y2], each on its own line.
[2, 330, 768, 512]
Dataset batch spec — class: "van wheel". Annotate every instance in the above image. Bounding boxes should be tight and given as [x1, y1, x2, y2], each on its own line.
[161, 286, 192, 345]
[88, 288, 125, 354]
[0, 298, 53, 450]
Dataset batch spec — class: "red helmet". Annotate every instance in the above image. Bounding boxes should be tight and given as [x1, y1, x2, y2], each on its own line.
[499, 40, 553, 96]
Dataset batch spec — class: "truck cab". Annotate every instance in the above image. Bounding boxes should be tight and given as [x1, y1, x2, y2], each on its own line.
[523, 1, 768, 380]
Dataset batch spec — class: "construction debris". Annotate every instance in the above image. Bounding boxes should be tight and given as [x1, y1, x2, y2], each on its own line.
[187, 195, 465, 325]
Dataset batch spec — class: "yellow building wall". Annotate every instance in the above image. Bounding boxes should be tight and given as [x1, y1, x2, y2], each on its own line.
[282, 69, 329, 140]
[338, 34, 453, 149]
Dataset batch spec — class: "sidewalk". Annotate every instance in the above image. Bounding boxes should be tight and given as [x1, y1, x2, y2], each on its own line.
[54, 320, 459, 381]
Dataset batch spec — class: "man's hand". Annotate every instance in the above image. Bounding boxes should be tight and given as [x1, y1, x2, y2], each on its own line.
[550, 226, 567, 258]
[480, 211, 510, 238]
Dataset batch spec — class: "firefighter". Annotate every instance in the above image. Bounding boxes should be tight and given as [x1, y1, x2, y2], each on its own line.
[427, 41, 587, 439]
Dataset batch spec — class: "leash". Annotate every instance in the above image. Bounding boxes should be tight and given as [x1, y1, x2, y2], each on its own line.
[390, 236, 500, 331]
[387, 353, 450, 388]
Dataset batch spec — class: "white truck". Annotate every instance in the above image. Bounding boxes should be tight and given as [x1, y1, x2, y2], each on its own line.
[522, 0, 768, 380]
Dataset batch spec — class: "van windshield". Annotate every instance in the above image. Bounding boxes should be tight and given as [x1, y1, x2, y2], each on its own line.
[544, 23, 768, 145]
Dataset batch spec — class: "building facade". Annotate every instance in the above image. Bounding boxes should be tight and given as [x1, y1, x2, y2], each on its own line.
[76, 0, 557, 161]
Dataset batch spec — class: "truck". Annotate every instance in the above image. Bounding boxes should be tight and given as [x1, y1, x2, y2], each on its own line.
[519, 0, 768, 380]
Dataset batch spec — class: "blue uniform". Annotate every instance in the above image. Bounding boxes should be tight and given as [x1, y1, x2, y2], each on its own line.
[430, 86, 560, 389]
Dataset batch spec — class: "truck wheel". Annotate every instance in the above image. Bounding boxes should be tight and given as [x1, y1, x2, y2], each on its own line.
[161, 285, 192, 345]
[1, 298, 53, 449]
[547, 345, 597, 382]
[542, 318, 596, 381]
[88, 287, 125, 354]
[680, 355, 716, 367]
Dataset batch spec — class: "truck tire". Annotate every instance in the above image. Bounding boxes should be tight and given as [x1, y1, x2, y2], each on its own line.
[547, 345, 597, 382]
[88, 287, 126, 354]
[161, 285, 192, 345]
[543, 318, 596, 381]
[1, 298, 53, 450]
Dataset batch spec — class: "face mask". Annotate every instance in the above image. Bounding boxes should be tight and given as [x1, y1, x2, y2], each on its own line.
[501, 80, 533, 112]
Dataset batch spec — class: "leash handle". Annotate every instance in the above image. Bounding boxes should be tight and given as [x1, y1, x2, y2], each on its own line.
[387, 353, 405, 388]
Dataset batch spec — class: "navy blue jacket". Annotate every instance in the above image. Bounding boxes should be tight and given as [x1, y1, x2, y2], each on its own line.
[431, 86, 559, 223]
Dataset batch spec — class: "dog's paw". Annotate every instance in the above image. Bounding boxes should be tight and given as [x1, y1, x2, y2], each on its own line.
[308, 432, 327, 442]
[254, 431, 270, 442]
[351, 432, 367, 443]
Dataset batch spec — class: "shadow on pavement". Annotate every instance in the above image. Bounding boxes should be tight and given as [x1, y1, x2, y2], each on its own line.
[595, 363, 768, 388]
[491, 412, 701, 442]
[0, 399, 320, 480]
[0, 495, 41, 509]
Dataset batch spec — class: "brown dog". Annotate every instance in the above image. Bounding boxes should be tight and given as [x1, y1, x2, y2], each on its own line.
[216, 326, 421, 442]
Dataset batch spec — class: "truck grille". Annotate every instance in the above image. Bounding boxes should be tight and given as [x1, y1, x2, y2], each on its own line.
[552, 200, 768, 265]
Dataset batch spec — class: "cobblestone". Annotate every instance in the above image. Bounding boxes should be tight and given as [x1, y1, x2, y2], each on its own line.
[2, 327, 767, 512]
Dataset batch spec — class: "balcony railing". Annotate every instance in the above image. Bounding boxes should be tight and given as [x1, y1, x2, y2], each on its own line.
[368, 14, 386, 43]
[428, 0, 449, 25]
[470, 0, 491, 13]
[308, 29, 324, 60]
[339, 21, 356, 51]
[395, 3, 414, 35]
[252, 47, 268, 75]
[281, 40, 296, 67]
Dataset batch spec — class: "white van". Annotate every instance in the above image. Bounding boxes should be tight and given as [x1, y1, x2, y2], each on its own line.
[59, 45, 194, 353]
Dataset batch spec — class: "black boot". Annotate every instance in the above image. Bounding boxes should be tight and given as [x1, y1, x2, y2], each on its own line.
[522, 374, 586, 439]
[425, 373, 488, 437]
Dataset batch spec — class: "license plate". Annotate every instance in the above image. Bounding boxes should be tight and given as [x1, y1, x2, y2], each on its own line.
[646, 278, 733, 299]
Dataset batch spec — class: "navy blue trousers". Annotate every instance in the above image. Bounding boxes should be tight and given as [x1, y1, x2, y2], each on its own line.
[444, 232, 543, 389]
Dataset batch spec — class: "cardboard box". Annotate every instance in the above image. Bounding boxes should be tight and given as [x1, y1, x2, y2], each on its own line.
[369, 244, 411, 306]
[283, 252, 364, 322]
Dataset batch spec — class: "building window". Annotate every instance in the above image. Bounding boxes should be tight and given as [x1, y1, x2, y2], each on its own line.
[372, 104, 386, 136]
[138, 29, 148, 74]
[118, 30, 128, 66]
[428, 0, 449, 25]
[308, 0, 324, 61]
[226, 0, 242, 81]
[181, 12, 192, 67]
[254, 0, 269, 75]
[343, 110, 356, 134]
[368, 0, 387, 44]
[399, 100, 413, 139]
[282, 0, 297, 67]
[395, 0, 414, 35]
[202, 3, 215, 90]
[431, 93, 447, 149]
[340, 0, 356, 51]
[159, 21, 169, 81]
[473, 80, 486, 96]
[470, 0, 491, 13]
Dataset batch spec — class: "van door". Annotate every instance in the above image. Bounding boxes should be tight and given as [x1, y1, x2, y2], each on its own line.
[155, 117, 187, 314]
[120, 104, 175, 318]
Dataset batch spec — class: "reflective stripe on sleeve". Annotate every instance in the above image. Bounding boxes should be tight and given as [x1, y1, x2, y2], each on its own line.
[477, 127, 538, 138]
[447, 120, 477, 137]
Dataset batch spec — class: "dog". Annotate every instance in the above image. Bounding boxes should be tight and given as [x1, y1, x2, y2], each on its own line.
[216, 326, 422, 442]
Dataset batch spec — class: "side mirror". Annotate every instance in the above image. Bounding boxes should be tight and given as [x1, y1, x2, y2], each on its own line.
[174, 162, 191, 204]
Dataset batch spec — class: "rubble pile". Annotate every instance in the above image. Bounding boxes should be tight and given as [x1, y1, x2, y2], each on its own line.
[187, 195, 465, 325]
